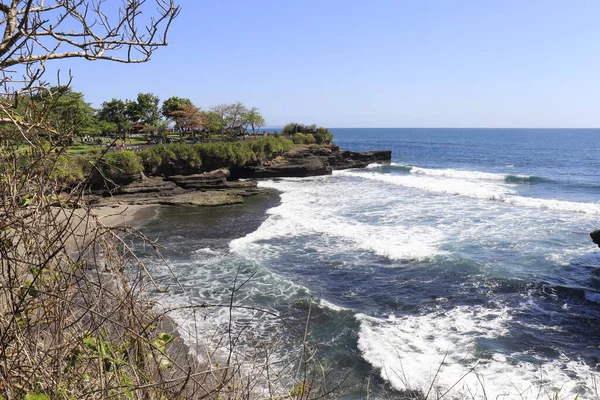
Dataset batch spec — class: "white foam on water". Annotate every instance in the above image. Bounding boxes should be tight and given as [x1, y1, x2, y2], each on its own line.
[340, 170, 600, 215]
[339, 169, 514, 200]
[411, 166, 525, 181]
[319, 298, 351, 312]
[231, 179, 447, 262]
[143, 249, 308, 357]
[357, 306, 596, 399]
[192, 247, 222, 257]
[506, 195, 600, 215]
[365, 163, 535, 182]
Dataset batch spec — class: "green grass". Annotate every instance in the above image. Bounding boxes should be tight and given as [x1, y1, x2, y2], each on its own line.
[65, 144, 105, 153]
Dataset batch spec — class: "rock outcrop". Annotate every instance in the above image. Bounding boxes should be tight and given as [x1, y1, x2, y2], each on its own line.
[590, 229, 600, 247]
[93, 144, 391, 207]
[231, 145, 391, 179]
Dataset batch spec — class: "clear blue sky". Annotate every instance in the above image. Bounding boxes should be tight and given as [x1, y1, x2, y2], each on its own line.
[50, 0, 600, 128]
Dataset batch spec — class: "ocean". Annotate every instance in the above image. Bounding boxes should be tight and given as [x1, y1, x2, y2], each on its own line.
[139, 128, 600, 399]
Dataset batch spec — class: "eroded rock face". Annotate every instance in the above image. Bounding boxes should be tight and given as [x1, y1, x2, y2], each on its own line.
[165, 169, 231, 190]
[233, 154, 333, 178]
[94, 144, 392, 206]
[231, 145, 391, 179]
[329, 149, 392, 170]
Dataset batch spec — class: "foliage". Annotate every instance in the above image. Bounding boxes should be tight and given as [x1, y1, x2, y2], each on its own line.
[169, 104, 204, 132]
[207, 102, 265, 135]
[97, 98, 131, 134]
[100, 150, 144, 182]
[283, 123, 332, 144]
[201, 110, 226, 133]
[140, 143, 202, 175]
[282, 122, 317, 135]
[246, 106, 266, 133]
[314, 127, 334, 144]
[161, 96, 194, 120]
[140, 136, 293, 175]
[50, 154, 88, 187]
[36, 87, 96, 141]
[292, 132, 317, 145]
[125, 93, 161, 125]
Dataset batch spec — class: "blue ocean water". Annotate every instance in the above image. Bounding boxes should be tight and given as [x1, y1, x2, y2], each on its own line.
[141, 129, 600, 399]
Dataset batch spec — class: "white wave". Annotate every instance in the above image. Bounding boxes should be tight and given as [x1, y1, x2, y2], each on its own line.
[232, 180, 446, 262]
[506, 195, 600, 215]
[339, 170, 514, 200]
[192, 247, 221, 256]
[366, 163, 533, 182]
[365, 163, 385, 169]
[411, 166, 520, 181]
[357, 306, 596, 399]
[340, 170, 600, 215]
[319, 298, 351, 312]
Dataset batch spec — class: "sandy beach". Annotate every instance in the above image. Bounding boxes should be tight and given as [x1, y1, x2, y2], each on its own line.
[91, 204, 159, 228]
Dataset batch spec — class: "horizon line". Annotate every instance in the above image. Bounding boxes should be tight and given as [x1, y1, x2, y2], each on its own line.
[266, 126, 600, 130]
[330, 127, 600, 130]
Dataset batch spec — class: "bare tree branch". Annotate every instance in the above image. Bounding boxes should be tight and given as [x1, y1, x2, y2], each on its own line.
[0, 0, 179, 73]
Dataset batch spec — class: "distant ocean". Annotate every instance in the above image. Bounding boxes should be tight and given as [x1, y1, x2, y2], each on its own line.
[140, 128, 600, 399]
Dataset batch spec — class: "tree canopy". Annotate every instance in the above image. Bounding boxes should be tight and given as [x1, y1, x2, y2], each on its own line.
[161, 96, 195, 120]
[125, 93, 161, 125]
[97, 98, 131, 134]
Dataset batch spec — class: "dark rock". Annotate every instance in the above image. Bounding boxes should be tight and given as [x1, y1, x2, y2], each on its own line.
[590, 229, 600, 247]
[92, 144, 392, 207]
[329, 149, 392, 170]
[100, 176, 184, 197]
[231, 145, 391, 179]
[166, 169, 230, 190]
[166, 169, 258, 191]
[233, 154, 332, 178]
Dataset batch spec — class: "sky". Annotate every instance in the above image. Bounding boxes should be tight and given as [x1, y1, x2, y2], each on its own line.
[47, 0, 600, 128]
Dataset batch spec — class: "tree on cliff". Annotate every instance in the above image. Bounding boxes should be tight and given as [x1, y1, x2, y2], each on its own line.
[169, 103, 204, 133]
[125, 92, 161, 125]
[161, 96, 194, 120]
[207, 102, 264, 135]
[246, 106, 266, 133]
[97, 98, 131, 135]
[30, 86, 96, 143]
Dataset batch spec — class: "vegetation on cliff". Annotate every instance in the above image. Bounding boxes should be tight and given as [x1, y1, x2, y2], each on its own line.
[0, 3, 339, 399]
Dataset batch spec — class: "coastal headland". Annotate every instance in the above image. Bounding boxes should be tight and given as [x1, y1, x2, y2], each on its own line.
[91, 143, 392, 208]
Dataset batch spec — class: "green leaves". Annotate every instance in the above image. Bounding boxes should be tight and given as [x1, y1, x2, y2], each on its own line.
[152, 332, 175, 370]
[24, 393, 50, 400]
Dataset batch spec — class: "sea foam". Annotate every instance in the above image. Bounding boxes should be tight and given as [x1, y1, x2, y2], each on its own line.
[356, 306, 596, 399]
[339, 170, 600, 215]
[232, 179, 447, 262]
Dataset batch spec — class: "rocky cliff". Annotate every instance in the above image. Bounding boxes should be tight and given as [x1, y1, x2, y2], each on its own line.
[92, 144, 391, 207]
[230, 144, 391, 179]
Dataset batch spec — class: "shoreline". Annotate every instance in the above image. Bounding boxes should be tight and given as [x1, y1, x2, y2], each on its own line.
[91, 204, 160, 228]
[89, 144, 391, 209]
[126, 189, 282, 397]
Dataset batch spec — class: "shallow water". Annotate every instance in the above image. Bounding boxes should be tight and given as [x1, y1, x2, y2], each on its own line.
[140, 129, 600, 399]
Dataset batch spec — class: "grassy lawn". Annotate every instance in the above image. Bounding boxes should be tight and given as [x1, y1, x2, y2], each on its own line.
[66, 144, 105, 153]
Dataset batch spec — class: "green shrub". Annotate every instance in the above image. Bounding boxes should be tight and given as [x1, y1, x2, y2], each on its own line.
[292, 133, 306, 144]
[292, 132, 316, 145]
[101, 150, 143, 182]
[304, 133, 316, 144]
[140, 143, 201, 175]
[51, 154, 87, 186]
[314, 127, 333, 144]
[139, 136, 294, 176]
